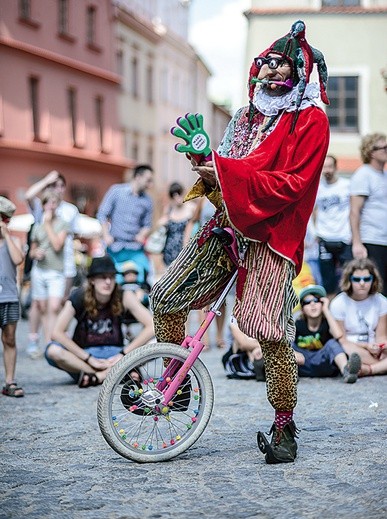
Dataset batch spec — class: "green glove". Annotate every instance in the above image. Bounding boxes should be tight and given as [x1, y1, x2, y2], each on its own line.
[171, 113, 212, 161]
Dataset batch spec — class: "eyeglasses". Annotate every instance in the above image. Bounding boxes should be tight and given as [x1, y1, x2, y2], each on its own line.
[372, 145, 387, 151]
[254, 56, 290, 70]
[301, 297, 321, 307]
[350, 275, 373, 283]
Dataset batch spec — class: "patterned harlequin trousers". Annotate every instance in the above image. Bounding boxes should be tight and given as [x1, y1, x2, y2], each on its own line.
[150, 236, 299, 411]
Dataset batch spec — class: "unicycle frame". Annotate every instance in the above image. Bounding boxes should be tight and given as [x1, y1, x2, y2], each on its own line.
[154, 227, 239, 406]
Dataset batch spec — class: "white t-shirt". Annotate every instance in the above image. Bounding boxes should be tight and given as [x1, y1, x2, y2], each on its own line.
[315, 177, 351, 243]
[330, 292, 387, 343]
[350, 164, 387, 245]
[31, 199, 80, 278]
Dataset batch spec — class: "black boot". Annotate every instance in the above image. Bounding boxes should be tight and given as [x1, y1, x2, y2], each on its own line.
[257, 420, 299, 464]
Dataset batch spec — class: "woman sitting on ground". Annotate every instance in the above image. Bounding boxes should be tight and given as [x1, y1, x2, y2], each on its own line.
[330, 258, 387, 376]
[45, 255, 154, 388]
[293, 285, 362, 383]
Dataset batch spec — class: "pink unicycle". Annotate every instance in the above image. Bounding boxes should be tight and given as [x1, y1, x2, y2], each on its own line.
[97, 227, 239, 462]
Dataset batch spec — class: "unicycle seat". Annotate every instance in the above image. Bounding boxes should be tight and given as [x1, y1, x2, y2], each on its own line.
[211, 227, 234, 246]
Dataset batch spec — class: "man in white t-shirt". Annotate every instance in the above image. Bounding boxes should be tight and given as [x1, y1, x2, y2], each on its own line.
[315, 154, 352, 296]
[24, 170, 80, 357]
[350, 133, 387, 296]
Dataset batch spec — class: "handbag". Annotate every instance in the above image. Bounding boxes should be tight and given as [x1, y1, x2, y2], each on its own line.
[144, 225, 167, 254]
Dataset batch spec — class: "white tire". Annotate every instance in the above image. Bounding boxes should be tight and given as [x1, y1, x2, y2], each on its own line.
[97, 342, 214, 463]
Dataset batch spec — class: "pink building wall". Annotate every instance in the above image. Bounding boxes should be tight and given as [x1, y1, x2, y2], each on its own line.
[0, 0, 131, 216]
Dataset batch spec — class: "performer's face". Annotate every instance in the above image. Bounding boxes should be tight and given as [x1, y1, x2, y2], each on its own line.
[256, 53, 292, 96]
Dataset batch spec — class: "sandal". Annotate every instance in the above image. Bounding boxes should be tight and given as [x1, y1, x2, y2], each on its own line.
[2, 382, 24, 398]
[78, 371, 101, 388]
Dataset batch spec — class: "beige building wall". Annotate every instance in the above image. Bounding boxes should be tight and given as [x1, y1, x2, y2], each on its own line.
[245, 0, 387, 172]
[114, 2, 228, 218]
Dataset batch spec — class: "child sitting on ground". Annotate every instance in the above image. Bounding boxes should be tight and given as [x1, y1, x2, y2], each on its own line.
[120, 260, 150, 307]
[293, 284, 362, 383]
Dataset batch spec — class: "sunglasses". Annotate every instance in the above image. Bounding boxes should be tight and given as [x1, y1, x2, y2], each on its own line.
[350, 275, 373, 283]
[372, 145, 387, 151]
[0, 213, 11, 223]
[254, 56, 290, 70]
[301, 297, 321, 307]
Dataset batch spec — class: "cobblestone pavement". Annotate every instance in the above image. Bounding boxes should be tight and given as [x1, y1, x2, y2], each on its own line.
[1, 318, 386, 519]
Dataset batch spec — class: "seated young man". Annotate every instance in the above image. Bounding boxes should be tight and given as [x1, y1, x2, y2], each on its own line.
[45, 256, 154, 388]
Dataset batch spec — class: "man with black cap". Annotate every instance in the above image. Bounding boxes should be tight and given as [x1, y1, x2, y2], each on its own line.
[151, 21, 330, 464]
[45, 255, 154, 387]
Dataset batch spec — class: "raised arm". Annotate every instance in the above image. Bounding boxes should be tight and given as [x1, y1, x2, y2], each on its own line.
[24, 170, 59, 207]
[0, 223, 24, 265]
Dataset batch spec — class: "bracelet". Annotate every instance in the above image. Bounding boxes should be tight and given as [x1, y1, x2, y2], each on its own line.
[119, 348, 126, 356]
[85, 353, 92, 364]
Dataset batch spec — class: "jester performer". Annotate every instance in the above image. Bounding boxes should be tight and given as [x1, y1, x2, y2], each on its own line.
[151, 20, 330, 464]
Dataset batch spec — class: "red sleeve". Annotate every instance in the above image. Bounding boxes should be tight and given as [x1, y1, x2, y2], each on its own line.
[213, 108, 330, 224]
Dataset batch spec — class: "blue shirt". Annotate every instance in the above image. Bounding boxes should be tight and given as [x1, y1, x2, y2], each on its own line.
[97, 184, 153, 252]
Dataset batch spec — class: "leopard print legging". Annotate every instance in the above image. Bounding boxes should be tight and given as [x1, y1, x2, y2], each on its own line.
[151, 238, 298, 411]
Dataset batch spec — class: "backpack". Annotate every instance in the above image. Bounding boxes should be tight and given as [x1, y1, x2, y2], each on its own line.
[224, 352, 256, 379]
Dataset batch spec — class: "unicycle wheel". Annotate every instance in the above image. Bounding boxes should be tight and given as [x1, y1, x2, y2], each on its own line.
[97, 342, 214, 462]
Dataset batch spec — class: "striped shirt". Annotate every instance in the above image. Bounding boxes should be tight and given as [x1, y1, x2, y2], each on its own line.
[97, 184, 153, 252]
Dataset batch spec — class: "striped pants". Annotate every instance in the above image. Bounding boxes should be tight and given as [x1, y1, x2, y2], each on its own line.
[151, 236, 298, 411]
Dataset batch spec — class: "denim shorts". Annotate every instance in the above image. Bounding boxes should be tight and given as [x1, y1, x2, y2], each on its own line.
[45, 342, 122, 381]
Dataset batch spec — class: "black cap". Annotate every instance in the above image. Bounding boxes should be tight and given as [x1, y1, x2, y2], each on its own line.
[87, 255, 117, 278]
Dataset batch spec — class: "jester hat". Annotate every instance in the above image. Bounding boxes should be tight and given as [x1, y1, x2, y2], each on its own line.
[248, 20, 329, 107]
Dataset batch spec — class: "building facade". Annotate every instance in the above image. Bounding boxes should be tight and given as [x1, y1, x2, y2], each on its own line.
[114, 0, 231, 215]
[245, 0, 387, 172]
[0, 0, 231, 220]
[0, 0, 131, 215]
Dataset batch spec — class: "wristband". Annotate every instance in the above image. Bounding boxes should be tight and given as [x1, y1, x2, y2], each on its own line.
[120, 349, 126, 356]
[85, 353, 92, 364]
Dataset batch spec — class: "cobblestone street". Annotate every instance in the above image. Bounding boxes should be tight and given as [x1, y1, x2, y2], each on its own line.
[1, 318, 386, 519]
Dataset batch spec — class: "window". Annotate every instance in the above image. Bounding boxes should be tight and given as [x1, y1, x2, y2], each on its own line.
[326, 76, 359, 133]
[147, 137, 154, 166]
[87, 5, 97, 45]
[146, 65, 153, 104]
[116, 50, 124, 77]
[132, 140, 139, 162]
[322, 1, 360, 6]
[29, 76, 40, 140]
[161, 67, 168, 103]
[67, 88, 77, 146]
[19, 0, 31, 19]
[131, 57, 139, 98]
[58, 0, 69, 34]
[95, 96, 104, 150]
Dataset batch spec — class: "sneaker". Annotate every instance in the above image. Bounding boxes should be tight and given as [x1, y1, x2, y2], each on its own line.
[26, 340, 43, 359]
[253, 359, 266, 382]
[342, 353, 361, 384]
[257, 421, 299, 464]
